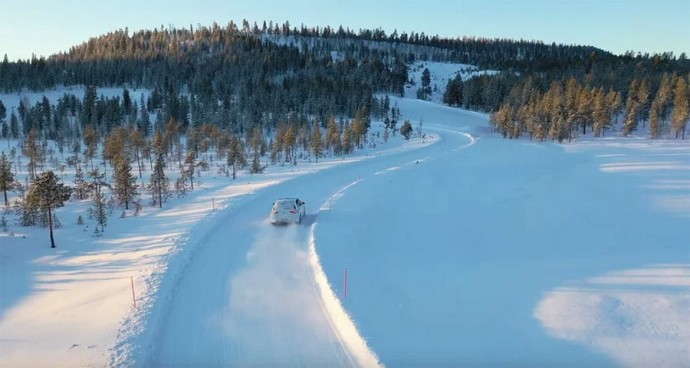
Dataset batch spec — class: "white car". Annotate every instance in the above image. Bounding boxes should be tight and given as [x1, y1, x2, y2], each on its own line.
[269, 198, 306, 224]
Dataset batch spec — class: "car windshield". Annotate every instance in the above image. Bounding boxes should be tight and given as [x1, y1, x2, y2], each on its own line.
[276, 201, 295, 211]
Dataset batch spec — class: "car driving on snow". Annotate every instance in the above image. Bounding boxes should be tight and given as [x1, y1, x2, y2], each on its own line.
[269, 198, 306, 224]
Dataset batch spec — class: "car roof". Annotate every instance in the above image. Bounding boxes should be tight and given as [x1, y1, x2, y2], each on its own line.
[275, 198, 298, 202]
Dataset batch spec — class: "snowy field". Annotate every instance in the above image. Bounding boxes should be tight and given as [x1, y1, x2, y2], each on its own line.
[315, 98, 690, 367]
[1, 65, 689, 368]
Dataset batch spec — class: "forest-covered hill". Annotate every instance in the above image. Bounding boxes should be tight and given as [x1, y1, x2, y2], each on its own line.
[0, 20, 688, 143]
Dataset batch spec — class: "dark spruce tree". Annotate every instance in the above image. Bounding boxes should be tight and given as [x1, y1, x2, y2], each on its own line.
[149, 154, 170, 208]
[0, 152, 14, 206]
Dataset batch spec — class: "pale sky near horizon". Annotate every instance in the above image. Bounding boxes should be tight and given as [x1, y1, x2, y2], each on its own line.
[1, 0, 687, 61]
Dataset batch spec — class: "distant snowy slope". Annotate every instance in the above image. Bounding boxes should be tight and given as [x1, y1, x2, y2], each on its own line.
[404, 61, 498, 103]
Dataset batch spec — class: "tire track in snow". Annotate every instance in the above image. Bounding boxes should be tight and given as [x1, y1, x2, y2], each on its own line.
[307, 179, 384, 368]
[306, 125, 477, 367]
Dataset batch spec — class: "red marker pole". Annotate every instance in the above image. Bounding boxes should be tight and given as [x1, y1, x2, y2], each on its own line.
[344, 268, 348, 300]
[131, 276, 136, 308]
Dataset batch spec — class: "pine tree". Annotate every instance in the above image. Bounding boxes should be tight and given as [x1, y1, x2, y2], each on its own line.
[123, 88, 132, 117]
[249, 126, 263, 174]
[0, 152, 14, 206]
[576, 88, 592, 135]
[351, 110, 364, 149]
[81, 85, 97, 128]
[9, 112, 19, 139]
[83, 126, 99, 169]
[325, 115, 340, 152]
[649, 101, 661, 139]
[606, 89, 623, 131]
[165, 118, 180, 160]
[655, 73, 673, 124]
[175, 164, 190, 198]
[129, 127, 146, 180]
[420, 68, 431, 100]
[22, 129, 43, 179]
[103, 127, 127, 166]
[215, 130, 230, 162]
[183, 149, 196, 189]
[298, 124, 309, 153]
[311, 119, 323, 162]
[671, 76, 689, 139]
[149, 154, 169, 208]
[88, 167, 106, 198]
[443, 75, 463, 107]
[113, 157, 138, 210]
[227, 134, 246, 180]
[151, 129, 166, 157]
[73, 165, 87, 200]
[0, 99, 4, 117]
[623, 103, 638, 136]
[26, 171, 71, 248]
[592, 89, 608, 137]
[341, 121, 354, 154]
[282, 123, 296, 164]
[0, 100, 6, 131]
[400, 120, 413, 140]
[491, 103, 514, 138]
[89, 187, 107, 233]
[637, 79, 651, 126]
[551, 116, 567, 143]
[271, 122, 285, 164]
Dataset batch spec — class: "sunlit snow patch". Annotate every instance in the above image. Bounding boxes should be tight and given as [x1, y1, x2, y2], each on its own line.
[535, 264, 690, 367]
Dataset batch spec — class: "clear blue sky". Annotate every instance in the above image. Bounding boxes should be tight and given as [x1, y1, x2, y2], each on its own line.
[1, 0, 687, 61]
